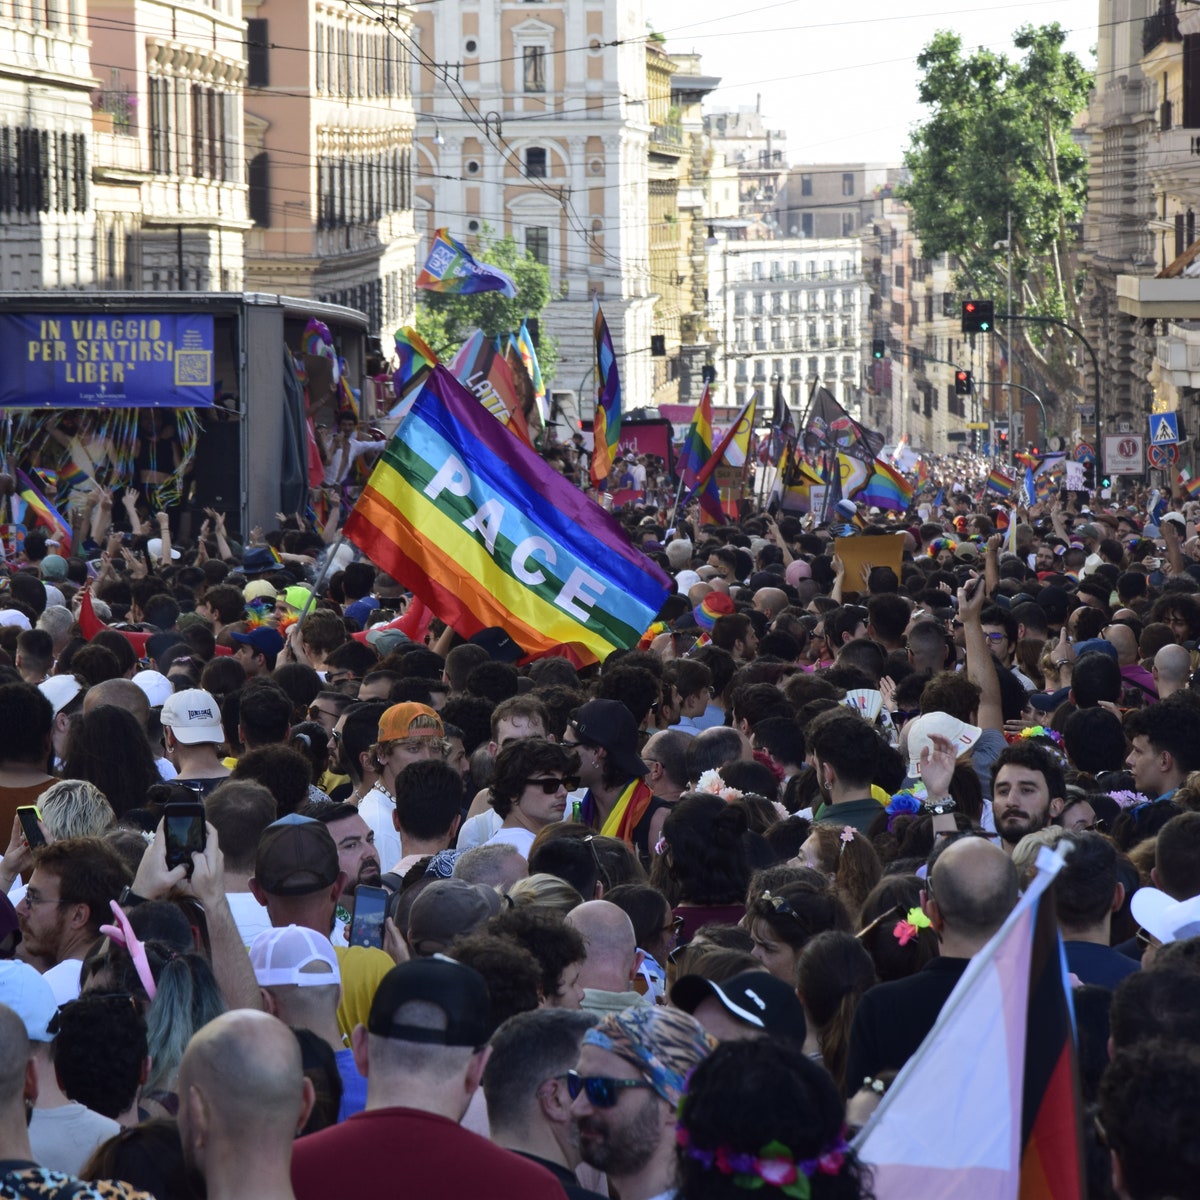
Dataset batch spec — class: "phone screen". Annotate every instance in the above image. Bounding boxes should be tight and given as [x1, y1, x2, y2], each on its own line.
[16, 807, 44, 850]
[164, 803, 206, 873]
[349, 886, 389, 949]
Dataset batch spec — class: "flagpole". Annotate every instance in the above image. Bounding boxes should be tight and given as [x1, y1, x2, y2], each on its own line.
[294, 535, 346, 633]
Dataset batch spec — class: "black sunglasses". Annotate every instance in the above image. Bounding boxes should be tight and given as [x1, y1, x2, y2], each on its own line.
[565, 1069, 653, 1108]
[525, 776, 579, 794]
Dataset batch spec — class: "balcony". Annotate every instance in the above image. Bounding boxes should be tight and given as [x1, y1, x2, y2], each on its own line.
[650, 123, 684, 152]
[1144, 0, 1181, 55]
[1146, 125, 1200, 190]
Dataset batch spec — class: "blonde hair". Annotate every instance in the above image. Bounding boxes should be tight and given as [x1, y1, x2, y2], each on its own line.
[506, 872, 584, 916]
[36, 779, 116, 841]
[1010, 826, 1068, 888]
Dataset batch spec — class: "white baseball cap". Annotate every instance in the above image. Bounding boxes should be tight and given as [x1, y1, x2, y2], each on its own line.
[250, 925, 341, 989]
[146, 537, 181, 562]
[0, 609, 31, 631]
[906, 711, 983, 777]
[0, 960, 57, 1041]
[1131, 887, 1200, 945]
[132, 669, 174, 709]
[38, 674, 83, 716]
[160, 687, 224, 745]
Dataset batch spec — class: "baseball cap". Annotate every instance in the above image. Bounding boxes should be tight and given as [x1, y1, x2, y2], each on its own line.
[670, 969, 808, 1043]
[243, 579, 278, 603]
[160, 688, 224, 744]
[569, 699, 646, 779]
[785, 559, 812, 587]
[254, 814, 341, 897]
[1075, 523, 1101, 541]
[281, 585, 313, 613]
[407, 881, 504, 955]
[1035, 585, 1069, 622]
[38, 674, 82, 717]
[366, 628, 413, 656]
[0, 960, 57, 1041]
[230, 627, 285, 658]
[1161, 512, 1187, 531]
[132, 669, 174, 709]
[39, 554, 68, 581]
[0, 609, 31, 631]
[1074, 638, 1119, 662]
[250, 925, 341, 989]
[468, 626, 524, 663]
[367, 957, 492, 1047]
[1131, 887, 1200, 945]
[378, 702, 443, 743]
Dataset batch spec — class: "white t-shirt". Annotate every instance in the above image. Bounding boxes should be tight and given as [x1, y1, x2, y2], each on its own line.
[226, 890, 273, 947]
[42, 958, 82, 1005]
[486, 826, 537, 859]
[358, 785, 402, 878]
[30, 1103, 120, 1175]
[456, 809, 502, 851]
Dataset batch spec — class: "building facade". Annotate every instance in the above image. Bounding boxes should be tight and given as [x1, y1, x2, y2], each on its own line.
[707, 233, 868, 419]
[241, 0, 418, 346]
[411, 0, 657, 413]
[775, 163, 899, 241]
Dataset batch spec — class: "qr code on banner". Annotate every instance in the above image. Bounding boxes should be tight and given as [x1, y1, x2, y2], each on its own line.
[427, 244, 456, 275]
[175, 351, 213, 387]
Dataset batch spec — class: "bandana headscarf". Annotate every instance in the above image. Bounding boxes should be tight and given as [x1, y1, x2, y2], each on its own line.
[584, 1006, 716, 1106]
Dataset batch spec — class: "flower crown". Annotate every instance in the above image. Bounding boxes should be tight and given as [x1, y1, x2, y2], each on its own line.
[1005, 725, 1064, 749]
[696, 768, 744, 803]
[676, 1123, 850, 1199]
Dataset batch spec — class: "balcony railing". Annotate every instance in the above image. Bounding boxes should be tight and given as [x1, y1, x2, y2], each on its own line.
[1144, 0, 1181, 55]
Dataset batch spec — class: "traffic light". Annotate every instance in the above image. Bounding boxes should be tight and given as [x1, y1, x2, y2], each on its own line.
[954, 369, 973, 396]
[1100, 473, 1112, 491]
[871, 339, 886, 360]
[997, 427, 1009, 454]
[1081, 460, 1096, 491]
[961, 300, 995, 334]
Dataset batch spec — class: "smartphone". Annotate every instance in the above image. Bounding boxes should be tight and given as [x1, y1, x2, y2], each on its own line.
[163, 802, 206, 874]
[16, 806, 45, 850]
[349, 885, 389, 949]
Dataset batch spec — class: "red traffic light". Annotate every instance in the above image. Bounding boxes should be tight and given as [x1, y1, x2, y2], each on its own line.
[964, 303, 976, 313]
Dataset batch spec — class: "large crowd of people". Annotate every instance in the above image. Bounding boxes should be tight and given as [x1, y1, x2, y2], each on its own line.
[0, 455, 1197, 1199]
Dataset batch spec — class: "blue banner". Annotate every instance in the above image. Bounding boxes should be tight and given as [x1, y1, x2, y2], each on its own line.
[0, 313, 215, 408]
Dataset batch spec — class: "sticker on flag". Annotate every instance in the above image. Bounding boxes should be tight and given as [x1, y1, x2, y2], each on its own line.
[1064, 461, 1084, 492]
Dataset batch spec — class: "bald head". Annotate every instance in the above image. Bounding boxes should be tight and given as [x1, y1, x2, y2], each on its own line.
[565, 900, 638, 993]
[1155, 644, 1191, 698]
[1103, 624, 1138, 667]
[179, 1010, 306, 1145]
[753, 588, 788, 619]
[0, 1005, 30, 1105]
[929, 838, 1018, 941]
[82, 677, 149, 728]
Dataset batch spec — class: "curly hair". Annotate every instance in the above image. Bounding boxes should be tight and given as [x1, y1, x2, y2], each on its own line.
[447, 932, 543, 1036]
[487, 906, 587, 1003]
[52, 991, 148, 1119]
[677, 1039, 875, 1200]
[488, 738, 581, 819]
[658, 793, 751, 906]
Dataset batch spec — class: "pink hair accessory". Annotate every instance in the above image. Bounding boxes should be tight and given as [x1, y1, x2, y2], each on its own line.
[100, 899, 157, 1000]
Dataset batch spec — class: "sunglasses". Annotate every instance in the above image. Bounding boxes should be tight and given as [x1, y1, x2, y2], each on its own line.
[525, 776, 579, 794]
[565, 1069, 653, 1108]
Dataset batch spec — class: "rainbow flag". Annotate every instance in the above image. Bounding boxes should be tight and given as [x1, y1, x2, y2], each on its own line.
[858, 457, 915, 512]
[516, 320, 547, 425]
[915, 459, 930, 492]
[390, 327, 438, 419]
[987, 468, 1015, 498]
[416, 228, 517, 298]
[1180, 468, 1200, 499]
[590, 297, 622, 487]
[15, 468, 71, 552]
[343, 365, 670, 667]
[302, 318, 340, 384]
[677, 384, 725, 525]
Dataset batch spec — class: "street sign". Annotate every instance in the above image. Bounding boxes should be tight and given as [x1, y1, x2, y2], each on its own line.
[966, 422, 989, 430]
[1148, 443, 1179, 469]
[1150, 412, 1180, 445]
[1104, 434, 1144, 476]
[1074, 442, 1095, 462]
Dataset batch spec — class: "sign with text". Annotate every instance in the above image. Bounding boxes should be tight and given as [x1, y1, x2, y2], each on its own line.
[0, 313, 215, 408]
[1103, 434, 1144, 476]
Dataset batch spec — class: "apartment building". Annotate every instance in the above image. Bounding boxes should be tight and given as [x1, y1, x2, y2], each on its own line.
[775, 163, 899, 241]
[241, 1, 418, 345]
[707, 233, 867, 419]
[411, 0, 656, 412]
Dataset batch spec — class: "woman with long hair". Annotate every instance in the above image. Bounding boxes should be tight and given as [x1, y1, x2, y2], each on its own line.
[63, 706, 161, 821]
[797, 825, 881, 920]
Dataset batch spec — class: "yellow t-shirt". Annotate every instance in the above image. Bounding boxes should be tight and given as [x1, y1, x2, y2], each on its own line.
[333, 944, 394, 1040]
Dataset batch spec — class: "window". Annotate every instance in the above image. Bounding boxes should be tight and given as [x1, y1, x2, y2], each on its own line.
[789, 291, 801, 311]
[524, 147, 547, 177]
[525, 225, 549, 264]
[734, 293, 746, 316]
[149, 77, 171, 174]
[770, 323, 781, 344]
[807, 321, 817, 342]
[772, 358, 784, 378]
[807, 357, 818, 377]
[789, 261, 799, 279]
[842, 172, 854, 195]
[806, 261, 817, 280]
[894, 264, 905, 288]
[247, 19, 269, 88]
[754, 360, 766, 380]
[736, 360, 748, 381]
[753, 325, 765, 346]
[842, 212, 855, 236]
[825, 357, 835, 376]
[801, 213, 813, 238]
[790, 358, 801, 377]
[842, 289, 854, 311]
[524, 46, 546, 93]
[248, 152, 269, 225]
[751, 262, 763, 280]
[771, 292, 783, 315]
[800, 173, 813, 196]
[842, 356, 853, 376]
[752, 292, 764, 315]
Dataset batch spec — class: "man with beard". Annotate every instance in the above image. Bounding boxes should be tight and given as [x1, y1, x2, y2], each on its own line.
[178, 1009, 308, 1200]
[846, 836, 1018, 1084]
[569, 1005, 715, 1200]
[990, 742, 1066, 853]
[301, 802, 381, 947]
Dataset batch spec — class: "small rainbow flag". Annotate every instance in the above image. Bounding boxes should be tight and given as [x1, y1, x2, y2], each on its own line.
[1180, 468, 1200, 500]
[987, 468, 1015, 499]
[590, 297, 622, 487]
[677, 383, 725, 525]
[416, 228, 517, 298]
[15, 468, 71, 552]
[859, 457, 915, 512]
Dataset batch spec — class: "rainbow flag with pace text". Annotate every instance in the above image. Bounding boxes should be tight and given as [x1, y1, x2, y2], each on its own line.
[344, 366, 670, 666]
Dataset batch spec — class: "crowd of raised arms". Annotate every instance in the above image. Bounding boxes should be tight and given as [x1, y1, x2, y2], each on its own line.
[0, 463, 1197, 1200]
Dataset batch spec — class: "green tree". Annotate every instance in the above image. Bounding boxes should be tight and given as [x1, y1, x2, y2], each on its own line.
[900, 24, 1092, 379]
[415, 227, 558, 383]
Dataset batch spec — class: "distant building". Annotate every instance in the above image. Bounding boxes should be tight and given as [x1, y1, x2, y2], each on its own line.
[703, 106, 787, 236]
[775, 163, 901, 241]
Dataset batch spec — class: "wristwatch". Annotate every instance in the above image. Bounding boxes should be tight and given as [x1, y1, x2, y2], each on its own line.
[118, 885, 148, 908]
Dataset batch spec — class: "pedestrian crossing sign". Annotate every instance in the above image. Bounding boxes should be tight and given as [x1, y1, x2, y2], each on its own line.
[1150, 413, 1179, 445]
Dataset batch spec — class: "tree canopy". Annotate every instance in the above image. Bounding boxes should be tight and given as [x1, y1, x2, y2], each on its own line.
[900, 24, 1092, 373]
[415, 228, 558, 383]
